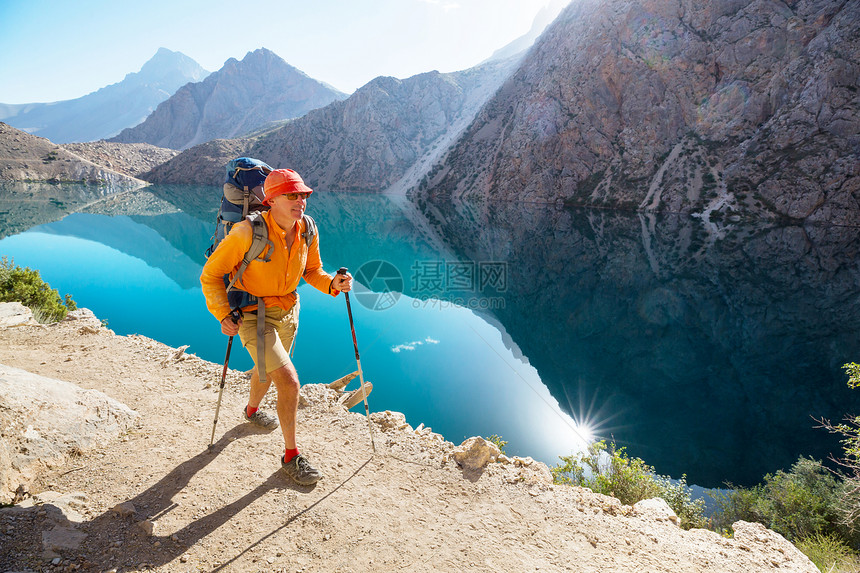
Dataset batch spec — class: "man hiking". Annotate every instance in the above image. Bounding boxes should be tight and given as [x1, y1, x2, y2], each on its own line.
[200, 168, 352, 485]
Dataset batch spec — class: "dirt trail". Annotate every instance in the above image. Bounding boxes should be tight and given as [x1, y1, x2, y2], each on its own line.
[0, 312, 816, 572]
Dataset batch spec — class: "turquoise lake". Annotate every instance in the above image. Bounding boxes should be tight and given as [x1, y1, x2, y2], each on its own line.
[2, 181, 859, 488]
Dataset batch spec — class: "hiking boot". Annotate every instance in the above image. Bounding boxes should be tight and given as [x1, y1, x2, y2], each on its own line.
[281, 454, 322, 485]
[243, 408, 279, 430]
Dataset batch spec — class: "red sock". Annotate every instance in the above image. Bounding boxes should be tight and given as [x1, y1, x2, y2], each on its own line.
[284, 448, 300, 463]
[246, 405, 258, 417]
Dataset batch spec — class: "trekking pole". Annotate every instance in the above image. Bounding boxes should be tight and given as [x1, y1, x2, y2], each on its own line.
[337, 268, 376, 453]
[209, 310, 240, 450]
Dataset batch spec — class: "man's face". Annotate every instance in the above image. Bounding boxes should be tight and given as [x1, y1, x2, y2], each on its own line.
[269, 192, 309, 222]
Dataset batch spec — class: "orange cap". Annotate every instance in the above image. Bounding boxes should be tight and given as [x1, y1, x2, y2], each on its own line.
[262, 169, 314, 205]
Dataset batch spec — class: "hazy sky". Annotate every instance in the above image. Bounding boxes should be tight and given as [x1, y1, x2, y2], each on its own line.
[0, 0, 561, 104]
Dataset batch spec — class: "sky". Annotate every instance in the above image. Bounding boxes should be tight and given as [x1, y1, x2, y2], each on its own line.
[0, 0, 562, 104]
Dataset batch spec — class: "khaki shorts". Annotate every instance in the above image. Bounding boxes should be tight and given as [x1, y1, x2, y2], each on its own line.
[238, 303, 299, 374]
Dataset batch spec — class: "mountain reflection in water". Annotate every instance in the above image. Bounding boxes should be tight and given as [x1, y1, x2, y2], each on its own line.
[1, 182, 858, 487]
[415, 196, 860, 486]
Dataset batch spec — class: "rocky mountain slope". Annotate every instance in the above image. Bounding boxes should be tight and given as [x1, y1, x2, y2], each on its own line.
[110, 49, 346, 151]
[0, 123, 146, 187]
[0, 124, 175, 238]
[143, 58, 520, 190]
[0, 304, 817, 572]
[60, 141, 178, 179]
[0, 48, 208, 143]
[139, 138, 247, 186]
[415, 0, 859, 225]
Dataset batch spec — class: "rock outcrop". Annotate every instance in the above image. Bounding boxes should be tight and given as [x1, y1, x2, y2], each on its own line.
[110, 48, 346, 150]
[417, 0, 859, 224]
[453, 436, 501, 471]
[0, 48, 208, 143]
[0, 310, 140, 504]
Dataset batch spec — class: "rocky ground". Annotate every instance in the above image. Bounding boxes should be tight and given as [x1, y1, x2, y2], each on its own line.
[0, 306, 817, 572]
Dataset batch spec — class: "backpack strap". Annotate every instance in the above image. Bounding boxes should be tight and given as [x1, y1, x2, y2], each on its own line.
[222, 212, 273, 386]
[255, 296, 266, 384]
[224, 213, 274, 293]
[301, 214, 317, 247]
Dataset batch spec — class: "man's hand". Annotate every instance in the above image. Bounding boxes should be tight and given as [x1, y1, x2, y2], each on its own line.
[221, 314, 241, 336]
[333, 271, 353, 293]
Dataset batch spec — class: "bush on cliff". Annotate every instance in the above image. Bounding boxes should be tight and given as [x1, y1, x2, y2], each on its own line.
[711, 457, 851, 543]
[0, 256, 76, 322]
[551, 440, 707, 529]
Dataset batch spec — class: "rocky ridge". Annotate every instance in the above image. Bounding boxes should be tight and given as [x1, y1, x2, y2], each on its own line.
[415, 0, 860, 224]
[0, 123, 146, 189]
[0, 303, 817, 572]
[109, 49, 346, 151]
[3, 0, 855, 224]
[143, 59, 520, 190]
[139, 138, 247, 186]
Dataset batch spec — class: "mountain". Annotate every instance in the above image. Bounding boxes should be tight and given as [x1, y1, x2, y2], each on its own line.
[142, 57, 520, 189]
[484, 0, 571, 63]
[416, 0, 859, 225]
[0, 48, 209, 143]
[248, 59, 521, 192]
[110, 48, 346, 151]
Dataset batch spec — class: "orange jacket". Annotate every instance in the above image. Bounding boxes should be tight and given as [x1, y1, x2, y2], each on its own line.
[200, 210, 336, 322]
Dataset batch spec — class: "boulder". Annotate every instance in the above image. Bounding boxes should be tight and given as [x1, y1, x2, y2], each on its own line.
[0, 302, 38, 328]
[453, 436, 501, 471]
[0, 364, 139, 503]
[633, 497, 680, 526]
[371, 411, 411, 432]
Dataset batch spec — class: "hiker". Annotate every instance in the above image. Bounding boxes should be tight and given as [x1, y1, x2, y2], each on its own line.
[200, 168, 352, 485]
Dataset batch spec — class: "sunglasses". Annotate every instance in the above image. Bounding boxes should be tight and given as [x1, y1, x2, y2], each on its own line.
[280, 192, 310, 201]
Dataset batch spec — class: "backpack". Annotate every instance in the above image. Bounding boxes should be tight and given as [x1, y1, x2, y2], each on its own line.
[205, 157, 272, 258]
[205, 157, 319, 310]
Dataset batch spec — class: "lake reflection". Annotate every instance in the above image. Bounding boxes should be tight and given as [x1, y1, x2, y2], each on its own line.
[1, 182, 859, 487]
[415, 197, 860, 486]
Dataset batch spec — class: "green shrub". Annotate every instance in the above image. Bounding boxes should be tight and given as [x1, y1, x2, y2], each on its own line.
[0, 257, 76, 322]
[711, 457, 852, 545]
[653, 473, 709, 530]
[552, 440, 706, 529]
[819, 364, 860, 539]
[487, 434, 507, 455]
[796, 533, 859, 573]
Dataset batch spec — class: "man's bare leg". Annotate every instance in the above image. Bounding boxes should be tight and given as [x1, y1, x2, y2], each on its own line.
[247, 365, 298, 448]
[250, 362, 320, 484]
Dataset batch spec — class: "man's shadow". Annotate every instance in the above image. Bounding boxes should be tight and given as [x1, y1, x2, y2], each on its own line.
[64, 423, 371, 571]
